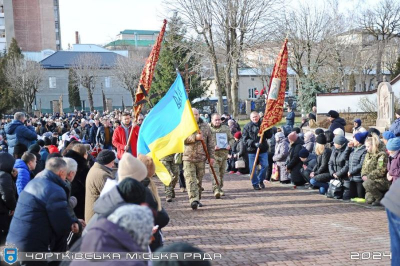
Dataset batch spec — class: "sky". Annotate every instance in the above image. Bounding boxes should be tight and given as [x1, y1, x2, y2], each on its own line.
[59, 0, 166, 49]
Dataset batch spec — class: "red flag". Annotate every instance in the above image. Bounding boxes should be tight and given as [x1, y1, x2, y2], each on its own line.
[259, 39, 288, 135]
[133, 19, 167, 121]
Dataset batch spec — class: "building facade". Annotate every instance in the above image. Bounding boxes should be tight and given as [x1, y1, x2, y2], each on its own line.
[0, 0, 61, 52]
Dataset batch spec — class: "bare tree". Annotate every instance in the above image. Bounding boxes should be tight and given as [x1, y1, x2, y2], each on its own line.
[112, 54, 145, 104]
[5, 59, 44, 114]
[72, 53, 102, 112]
[359, 0, 400, 83]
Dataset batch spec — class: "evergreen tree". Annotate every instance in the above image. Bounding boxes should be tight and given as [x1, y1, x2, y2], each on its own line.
[68, 68, 81, 110]
[392, 56, 400, 80]
[152, 14, 206, 105]
[298, 77, 325, 113]
[6, 38, 23, 61]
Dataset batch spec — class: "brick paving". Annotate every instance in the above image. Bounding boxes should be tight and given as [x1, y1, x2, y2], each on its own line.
[157, 169, 391, 266]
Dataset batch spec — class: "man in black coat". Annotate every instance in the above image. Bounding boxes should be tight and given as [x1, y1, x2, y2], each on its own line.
[242, 111, 273, 190]
[6, 157, 77, 260]
[327, 110, 346, 133]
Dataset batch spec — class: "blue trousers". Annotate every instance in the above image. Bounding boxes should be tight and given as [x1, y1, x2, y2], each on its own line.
[387, 209, 400, 266]
[310, 178, 329, 194]
[248, 152, 269, 186]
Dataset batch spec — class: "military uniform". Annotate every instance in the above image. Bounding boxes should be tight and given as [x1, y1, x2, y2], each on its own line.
[361, 151, 391, 204]
[161, 154, 180, 201]
[210, 123, 234, 197]
[183, 119, 215, 207]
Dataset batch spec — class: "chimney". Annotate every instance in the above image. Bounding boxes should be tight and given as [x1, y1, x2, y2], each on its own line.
[75, 31, 80, 44]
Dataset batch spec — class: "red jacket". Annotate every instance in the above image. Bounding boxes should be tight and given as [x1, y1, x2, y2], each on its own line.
[47, 145, 59, 154]
[112, 124, 139, 159]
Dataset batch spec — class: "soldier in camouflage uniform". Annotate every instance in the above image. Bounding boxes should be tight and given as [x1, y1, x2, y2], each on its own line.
[161, 154, 180, 202]
[210, 113, 234, 198]
[183, 108, 215, 210]
[361, 137, 391, 206]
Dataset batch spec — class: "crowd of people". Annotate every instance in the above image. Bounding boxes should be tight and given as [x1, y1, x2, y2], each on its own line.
[0, 106, 400, 265]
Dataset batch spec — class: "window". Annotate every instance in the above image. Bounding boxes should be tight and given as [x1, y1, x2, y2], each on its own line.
[49, 77, 56, 89]
[248, 88, 256, 99]
[105, 77, 111, 88]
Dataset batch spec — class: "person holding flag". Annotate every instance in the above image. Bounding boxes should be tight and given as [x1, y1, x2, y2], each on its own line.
[112, 112, 139, 159]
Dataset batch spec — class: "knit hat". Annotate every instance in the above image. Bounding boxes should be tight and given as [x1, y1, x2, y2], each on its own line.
[333, 128, 345, 136]
[368, 128, 381, 137]
[396, 109, 400, 116]
[117, 178, 146, 204]
[354, 131, 368, 144]
[96, 150, 116, 165]
[37, 139, 45, 147]
[234, 131, 242, 139]
[325, 130, 334, 143]
[315, 128, 324, 135]
[308, 113, 316, 121]
[138, 154, 156, 178]
[13, 143, 27, 158]
[316, 133, 327, 145]
[118, 153, 148, 182]
[292, 127, 301, 134]
[327, 110, 339, 119]
[333, 135, 347, 146]
[353, 118, 362, 126]
[298, 148, 309, 158]
[383, 131, 396, 141]
[288, 132, 298, 142]
[386, 137, 400, 151]
[0, 153, 15, 174]
[28, 143, 41, 154]
[107, 205, 154, 251]
[275, 132, 285, 140]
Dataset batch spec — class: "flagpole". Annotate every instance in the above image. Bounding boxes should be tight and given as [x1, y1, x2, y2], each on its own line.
[249, 132, 264, 181]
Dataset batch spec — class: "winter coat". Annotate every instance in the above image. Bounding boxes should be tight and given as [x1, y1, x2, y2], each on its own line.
[71, 218, 146, 266]
[78, 125, 90, 141]
[39, 147, 49, 162]
[85, 162, 114, 222]
[4, 120, 37, 155]
[64, 150, 90, 219]
[14, 159, 31, 195]
[387, 150, 400, 183]
[183, 119, 215, 162]
[328, 117, 346, 133]
[47, 144, 59, 154]
[382, 176, 400, 217]
[96, 126, 114, 146]
[389, 118, 400, 137]
[353, 126, 367, 135]
[0, 154, 17, 214]
[112, 124, 139, 159]
[329, 143, 351, 179]
[231, 139, 249, 174]
[287, 138, 305, 185]
[242, 120, 273, 154]
[6, 169, 76, 252]
[361, 151, 390, 187]
[346, 145, 367, 182]
[300, 154, 317, 182]
[312, 148, 332, 183]
[30, 151, 45, 177]
[303, 134, 315, 153]
[89, 124, 100, 144]
[286, 111, 295, 126]
[273, 138, 290, 182]
[210, 124, 234, 160]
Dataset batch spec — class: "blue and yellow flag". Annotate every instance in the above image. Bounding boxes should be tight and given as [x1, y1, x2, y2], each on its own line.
[137, 74, 198, 185]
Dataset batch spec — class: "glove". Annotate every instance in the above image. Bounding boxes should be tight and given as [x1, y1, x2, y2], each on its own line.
[254, 143, 260, 148]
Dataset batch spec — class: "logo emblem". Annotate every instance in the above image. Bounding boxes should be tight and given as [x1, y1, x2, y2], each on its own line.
[3, 246, 18, 265]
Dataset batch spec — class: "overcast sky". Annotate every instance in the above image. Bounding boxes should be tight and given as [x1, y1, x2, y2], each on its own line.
[59, 0, 166, 49]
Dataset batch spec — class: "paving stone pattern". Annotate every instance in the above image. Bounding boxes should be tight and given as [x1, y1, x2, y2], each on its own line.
[157, 169, 391, 266]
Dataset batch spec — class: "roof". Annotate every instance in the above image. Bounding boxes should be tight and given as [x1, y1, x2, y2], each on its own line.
[39, 51, 125, 69]
[104, 39, 155, 48]
[119, 30, 160, 35]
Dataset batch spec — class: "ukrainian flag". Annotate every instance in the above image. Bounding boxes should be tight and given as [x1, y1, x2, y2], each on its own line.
[137, 74, 198, 185]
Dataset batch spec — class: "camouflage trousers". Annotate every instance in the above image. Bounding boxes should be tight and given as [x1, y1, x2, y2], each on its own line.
[212, 157, 227, 194]
[162, 160, 180, 198]
[363, 179, 391, 203]
[183, 161, 205, 203]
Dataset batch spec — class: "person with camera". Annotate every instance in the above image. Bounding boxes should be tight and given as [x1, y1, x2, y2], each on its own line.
[4, 112, 37, 156]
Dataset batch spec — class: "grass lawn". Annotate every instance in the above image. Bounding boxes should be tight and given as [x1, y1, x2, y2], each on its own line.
[238, 117, 303, 129]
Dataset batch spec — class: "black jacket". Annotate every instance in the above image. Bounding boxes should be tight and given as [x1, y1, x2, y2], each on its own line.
[313, 148, 332, 183]
[287, 138, 305, 185]
[328, 117, 346, 132]
[0, 153, 17, 214]
[96, 126, 114, 145]
[329, 143, 351, 179]
[64, 150, 89, 219]
[242, 121, 273, 154]
[346, 145, 367, 182]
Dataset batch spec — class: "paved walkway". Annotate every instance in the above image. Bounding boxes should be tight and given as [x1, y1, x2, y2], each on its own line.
[157, 170, 391, 266]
